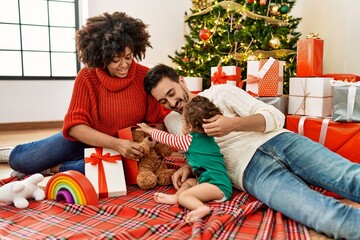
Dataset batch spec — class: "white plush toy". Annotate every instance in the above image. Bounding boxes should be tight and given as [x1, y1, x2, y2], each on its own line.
[0, 173, 45, 208]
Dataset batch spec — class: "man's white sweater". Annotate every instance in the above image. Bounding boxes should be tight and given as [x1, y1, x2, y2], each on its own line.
[165, 84, 288, 191]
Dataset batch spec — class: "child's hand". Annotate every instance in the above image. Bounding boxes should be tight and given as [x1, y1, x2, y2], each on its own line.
[137, 123, 154, 135]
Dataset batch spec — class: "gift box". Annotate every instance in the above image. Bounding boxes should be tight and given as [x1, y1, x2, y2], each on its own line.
[255, 95, 288, 115]
[296, 34, 324, 77]
[211, 66, 242, 88]
[286, 115, 360, 164]
[286, 115, 360, 199]
[323, 73, 360, 83]
[331, 81, 360, 122]
[85, 147, 127, 198]
[245, 57, 284, 96]
[288, 77, 333, 117]
[118, 127, 140, 185]
[183, 77, 203, 94]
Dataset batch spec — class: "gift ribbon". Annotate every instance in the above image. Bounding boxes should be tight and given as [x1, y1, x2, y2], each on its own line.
[298, 116, 330, 145]
[85, 148, 121, 198]
[292, 78, 331, 115]
[331, 80, 360, 122]
[211, 67, 237, 85]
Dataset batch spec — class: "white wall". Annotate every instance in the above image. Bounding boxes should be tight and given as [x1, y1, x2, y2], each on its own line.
[291, 0, 360, 74]
[0, 0, 359, 123]
[0, 0, 192, 124]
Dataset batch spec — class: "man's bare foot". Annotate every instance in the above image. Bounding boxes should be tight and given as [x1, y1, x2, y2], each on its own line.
[185, 205, 211, 222]
[154, 192, 178, 204]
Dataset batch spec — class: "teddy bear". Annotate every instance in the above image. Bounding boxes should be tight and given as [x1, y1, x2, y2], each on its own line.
[132, 129, 176, 190]
[0, 173, 45, 208]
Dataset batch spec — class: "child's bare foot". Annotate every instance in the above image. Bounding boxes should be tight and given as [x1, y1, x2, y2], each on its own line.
[185, 205, 211, 222]
[154, 192, 178, 204]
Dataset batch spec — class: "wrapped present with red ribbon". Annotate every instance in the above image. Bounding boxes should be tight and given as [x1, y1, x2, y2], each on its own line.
[286, 115, 360, 198]
[210, 66, 242, 88]
[85, 147, 126, 198]
[296, 33, 324, 77]
[244, 57, 284, 96]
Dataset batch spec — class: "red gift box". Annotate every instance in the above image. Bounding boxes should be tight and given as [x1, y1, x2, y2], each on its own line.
[245, 58, 283, 97]
[286, 115, 360, 198]
[296, 35, 324, 77]
[322, 73, 360, 83]
[118, 124, 162, 185]
[286, 115, 360, 163]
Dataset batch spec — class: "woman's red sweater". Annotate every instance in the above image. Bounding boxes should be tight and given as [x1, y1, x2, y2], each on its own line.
[63, 61, 166, 140]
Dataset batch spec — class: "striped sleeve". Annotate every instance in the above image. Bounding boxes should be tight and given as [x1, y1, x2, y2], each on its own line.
[151, 129, 192, 152]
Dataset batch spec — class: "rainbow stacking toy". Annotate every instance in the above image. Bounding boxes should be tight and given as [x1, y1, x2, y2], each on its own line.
[45, 170, 99, 205]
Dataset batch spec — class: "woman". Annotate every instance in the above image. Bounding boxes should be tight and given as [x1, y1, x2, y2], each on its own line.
[6, 12, 166, 177]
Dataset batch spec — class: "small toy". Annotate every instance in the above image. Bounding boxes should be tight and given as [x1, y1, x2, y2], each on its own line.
[133, 130, 176, 190]
[45, 170, 99, 205]
[0, 173, 45, 208]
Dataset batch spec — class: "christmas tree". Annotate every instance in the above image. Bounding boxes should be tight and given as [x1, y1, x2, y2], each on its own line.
[169, 0, 301, 93]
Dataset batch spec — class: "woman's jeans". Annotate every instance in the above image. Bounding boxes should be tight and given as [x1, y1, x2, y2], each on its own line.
[243, 132, 360, 239]
[9, 131, 88, 174]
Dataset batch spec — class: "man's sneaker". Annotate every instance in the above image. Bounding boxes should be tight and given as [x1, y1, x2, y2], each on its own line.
[10, 169, 52, 178]
[0, 147, 13, 163]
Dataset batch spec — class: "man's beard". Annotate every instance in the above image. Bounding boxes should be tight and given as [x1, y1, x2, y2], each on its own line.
[171, 88, 189, 114]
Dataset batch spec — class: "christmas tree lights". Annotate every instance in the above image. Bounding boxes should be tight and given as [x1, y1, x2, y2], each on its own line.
[169, 0, 301, 93]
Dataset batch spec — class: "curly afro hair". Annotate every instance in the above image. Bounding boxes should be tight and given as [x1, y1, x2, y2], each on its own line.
[183, 95, 222, 132]
[76, 12, 152, 68]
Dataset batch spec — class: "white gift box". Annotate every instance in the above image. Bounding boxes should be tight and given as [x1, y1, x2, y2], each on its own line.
[184, 77, 203, 93]
[245, 60, 284, 96]
[85, 148, 127, 198]
[288, 77, 333, 117]
[210, 66, 241, 87]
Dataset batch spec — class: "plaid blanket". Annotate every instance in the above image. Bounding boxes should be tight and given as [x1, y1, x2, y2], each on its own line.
[0, 158, 310, 240]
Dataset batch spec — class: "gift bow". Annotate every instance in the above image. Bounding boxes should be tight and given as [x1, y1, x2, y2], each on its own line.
[85, 148, 122, 198]
[211, 67, 236, 85]
[306, 32, 320, 39]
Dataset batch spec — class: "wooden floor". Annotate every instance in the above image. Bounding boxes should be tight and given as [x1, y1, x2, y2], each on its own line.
[0, 128, 359, 240]
[0, 128, 61, 179]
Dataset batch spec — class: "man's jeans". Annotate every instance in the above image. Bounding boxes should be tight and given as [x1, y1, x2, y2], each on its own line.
[243, 132, 360, 239]
[9, 131, 87, 174]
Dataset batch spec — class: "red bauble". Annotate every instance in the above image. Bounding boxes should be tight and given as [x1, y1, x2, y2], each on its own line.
[247, 0, 255, 2]
[199, 28, 211, 41]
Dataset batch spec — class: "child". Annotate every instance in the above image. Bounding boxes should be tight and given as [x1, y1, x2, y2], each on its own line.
[137, 95, 232, 222]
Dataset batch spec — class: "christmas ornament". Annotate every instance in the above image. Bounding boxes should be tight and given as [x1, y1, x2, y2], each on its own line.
[247, 0, 255, 2]
[199, 28, 211, 41]
[182, 57, 190, 63]
[270, 5, 280, 16]
[279, 4, 290, 14]
[269, 37, 281, 49]
[247, 54, 258, 61]
[259, 0, 267, 6]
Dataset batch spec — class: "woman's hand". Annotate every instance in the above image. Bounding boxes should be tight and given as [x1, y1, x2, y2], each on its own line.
[114, 138, 144, 159]
[172, 164, 192, 190]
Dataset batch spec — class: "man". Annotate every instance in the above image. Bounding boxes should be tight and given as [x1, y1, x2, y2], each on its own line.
[144, 64, 360, 239]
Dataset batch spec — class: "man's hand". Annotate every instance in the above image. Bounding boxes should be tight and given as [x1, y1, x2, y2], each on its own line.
[172, 164, 192, 190]
[202, 115, 234, 137]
